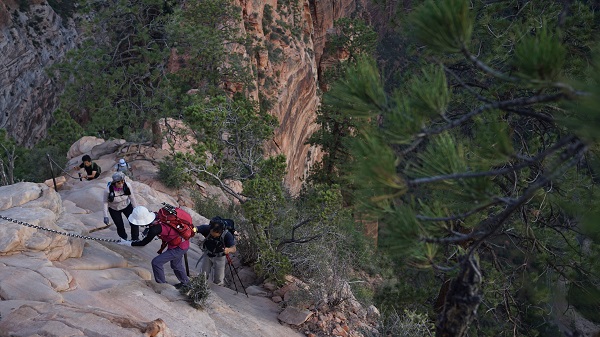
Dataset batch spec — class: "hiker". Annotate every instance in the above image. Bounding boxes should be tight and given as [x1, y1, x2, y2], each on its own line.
[118, 206, 190, 288]
[114, 158, 132, 177]
[103, 172, 139, 240]
[197, 217, 236, 286]
[73, 154, 101, 180]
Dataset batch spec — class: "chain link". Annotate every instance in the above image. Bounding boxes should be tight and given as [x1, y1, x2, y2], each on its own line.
[0, 215, 120, 243]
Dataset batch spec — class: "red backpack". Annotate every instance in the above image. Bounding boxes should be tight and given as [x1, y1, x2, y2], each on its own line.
[156, 203, 195, 252]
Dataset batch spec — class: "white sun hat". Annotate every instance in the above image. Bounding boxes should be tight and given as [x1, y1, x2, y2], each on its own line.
[128, 206, 156, 226]
[119, 158, 127, 166]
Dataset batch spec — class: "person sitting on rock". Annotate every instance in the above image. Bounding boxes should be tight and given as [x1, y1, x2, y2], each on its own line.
[197, 217, 236, 286]
[104, 172, 138, 241]
[73, 154, 101, 180]
[118, 206, 190, 288]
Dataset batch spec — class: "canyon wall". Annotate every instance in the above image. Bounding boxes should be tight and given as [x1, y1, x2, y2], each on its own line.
[0, 0, 79, 147]
[0, 0, 367, 192]
[236, 0, 366, 193]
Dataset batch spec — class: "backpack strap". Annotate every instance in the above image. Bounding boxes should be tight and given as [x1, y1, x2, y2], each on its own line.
[202, 229, 228, 257]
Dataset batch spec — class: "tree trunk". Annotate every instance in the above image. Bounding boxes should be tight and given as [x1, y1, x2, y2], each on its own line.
[436, 254, 483, 337]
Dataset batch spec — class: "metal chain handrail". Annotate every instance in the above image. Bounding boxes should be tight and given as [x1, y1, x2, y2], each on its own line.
[46, 154, 81, 179]
[0, 215, 120, 243]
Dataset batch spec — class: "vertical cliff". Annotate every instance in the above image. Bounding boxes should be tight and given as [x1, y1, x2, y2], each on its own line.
[0, 0, 79, 147]
[237, 0, 366, 193]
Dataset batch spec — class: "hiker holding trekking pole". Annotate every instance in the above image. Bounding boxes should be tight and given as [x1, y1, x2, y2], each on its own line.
[196, 217, 236, 286]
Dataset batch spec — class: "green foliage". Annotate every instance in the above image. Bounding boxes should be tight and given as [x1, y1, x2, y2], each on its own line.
[327, 18, 378, 62]
[255, 247, 291, 285]
[262, 4, 273, 31]
[46, 109, 85, 154]
[324, 56, 386, 118]
[568, 277, 600, 323]
[407, 64, 449, 117]
[179, 275, 211, 309]
[193, 193, 240, 223]
[412, 0, 473, 53]
[158, 159, 187, 189]
[17, 0, 29, 12]
[181, 95, 278, 190]
[53, 0, 248, 140]
[514, 26, 566, 81]
[54, 0, 175, 139]
[0, 130, 18, 186]
[167, 0, 252, 94]
[242, 155, 287, 229]
[561, 49, 600, 143]
[317, 0, 600, 335]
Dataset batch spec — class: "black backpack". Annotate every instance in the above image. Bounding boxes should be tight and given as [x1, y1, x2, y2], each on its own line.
[220, 217, 236, 235]
[107, 182, 131, 202]
[93, 162, 102, 176]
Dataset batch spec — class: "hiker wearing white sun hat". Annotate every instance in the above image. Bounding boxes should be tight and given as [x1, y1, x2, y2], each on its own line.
[118, 206, 191, 288]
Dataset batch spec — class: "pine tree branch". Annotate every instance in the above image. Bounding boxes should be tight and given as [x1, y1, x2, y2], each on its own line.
[443, 64, 492, 103]
[408, 135, 576, 186]
[188, 166, 248, 203]
[424, 92, 567, 136]
[469, 141, 587, 255]
[420, 140, 585, 246]
[416, 199, 503, 222]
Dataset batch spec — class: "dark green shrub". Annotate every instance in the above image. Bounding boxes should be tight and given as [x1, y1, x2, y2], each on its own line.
[158, 160, 186, 189]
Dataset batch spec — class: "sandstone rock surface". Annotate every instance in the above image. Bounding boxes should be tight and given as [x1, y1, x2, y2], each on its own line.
[0, 179, 303, 337]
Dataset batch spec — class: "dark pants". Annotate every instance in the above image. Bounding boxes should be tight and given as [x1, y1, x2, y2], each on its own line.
[108, 203, 138, 240]
[151, 247, 190, 284]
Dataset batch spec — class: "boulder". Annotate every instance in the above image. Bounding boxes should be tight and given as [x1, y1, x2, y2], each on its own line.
[67, 136, 105, 160]
[278, 306, 314, 325]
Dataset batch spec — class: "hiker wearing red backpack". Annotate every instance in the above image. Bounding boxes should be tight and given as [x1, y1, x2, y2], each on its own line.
[196, 217, 236, 286]
[118, 206, 191, 288]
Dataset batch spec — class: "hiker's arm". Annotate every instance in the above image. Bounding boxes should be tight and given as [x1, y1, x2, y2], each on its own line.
[132, 225, 160, 246]
[196, 225, 210, 238]
[87, 170, 97, 180]
[103, 188, 110, 218]
[224, 232, 236, 254]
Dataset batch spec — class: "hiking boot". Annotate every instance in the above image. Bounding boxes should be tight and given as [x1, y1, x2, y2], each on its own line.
[174, 283, 187, 289]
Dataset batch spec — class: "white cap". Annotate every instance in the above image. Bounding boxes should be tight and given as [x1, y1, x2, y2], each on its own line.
[119, 159, 127, 166]
[128, 206, 156, 226]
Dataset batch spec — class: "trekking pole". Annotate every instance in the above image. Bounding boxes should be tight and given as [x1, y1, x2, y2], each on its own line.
[226, 254, 248, 297]
[227, 260, 240, 294]
[184, 252, 190, 277]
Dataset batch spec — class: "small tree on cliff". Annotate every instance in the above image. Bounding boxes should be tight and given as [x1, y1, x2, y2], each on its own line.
[53, 0, 244, 141]
[325, 0, 600, 336]
[307, 17, 377, 194]
[170, 95, 362, 287]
